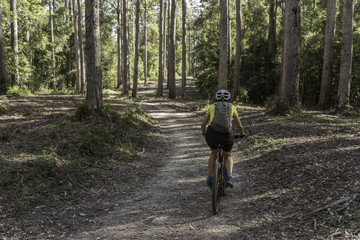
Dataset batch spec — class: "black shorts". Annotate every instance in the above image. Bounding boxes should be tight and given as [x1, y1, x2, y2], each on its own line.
[205, 126, 234, 152]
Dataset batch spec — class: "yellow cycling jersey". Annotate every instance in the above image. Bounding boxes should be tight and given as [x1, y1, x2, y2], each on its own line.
[206, 103, 238, 123]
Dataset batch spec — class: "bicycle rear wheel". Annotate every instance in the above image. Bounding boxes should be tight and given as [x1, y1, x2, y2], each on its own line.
[212, 162, 221, 214]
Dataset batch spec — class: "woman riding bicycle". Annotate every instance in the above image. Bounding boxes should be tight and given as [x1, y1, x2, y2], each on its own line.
[201, 89, 245, 188]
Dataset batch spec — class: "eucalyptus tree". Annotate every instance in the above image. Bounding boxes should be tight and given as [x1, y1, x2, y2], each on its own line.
[85, 0, 103, 112]
[157, 0, 164, 96]
[181, 0, 186, 97]
[267, 0, 277, 57]
[0, 3, 6, 94]
[144, 0, 147, 85]
[233, 0, 242, 99]
[77, 0, 85, 93]
[49, 0, 56, 90]
[72, 0, 81, 92]
[122, 0, 129, 95]
[337, 0, 354, 109]
[318, 0, 337, 108]
[168, 0, 176, 98]
[10, 0, 19, 86]
[116, 0, 122, 89]
[132, 0, 140, 98]
[218, 0, 228, 90]
[280, 0, 300, 107]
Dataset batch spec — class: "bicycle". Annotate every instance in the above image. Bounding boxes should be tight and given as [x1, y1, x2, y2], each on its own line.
[211, 134, 244, 214]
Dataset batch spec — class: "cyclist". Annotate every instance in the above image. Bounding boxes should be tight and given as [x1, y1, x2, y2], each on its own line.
[201, 89, 245, 188]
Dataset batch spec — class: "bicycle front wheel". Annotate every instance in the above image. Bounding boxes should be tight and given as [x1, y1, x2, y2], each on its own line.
[212, 162, 221, 214]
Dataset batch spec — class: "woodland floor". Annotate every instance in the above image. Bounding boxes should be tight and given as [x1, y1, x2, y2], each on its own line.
[1, 79, 360, 240]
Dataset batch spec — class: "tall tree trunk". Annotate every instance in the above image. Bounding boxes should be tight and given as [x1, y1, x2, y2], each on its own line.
[163, 0, 167, 84]
[168, 0, 176, 99]
[49, 0, 56, 90]
[10, 0, 19, 86]
[72, 0, 81, 92]
[122, 0, 128, 95]
[78, 0, 85, 93]
[0, 3, 6, 94]
[228, 0, 231, 58]
[318, 0, 336, 108]
[85, 0, 102, 112]
[267, 0, 277, 56]
[157, 0, 164, 96]
[132, 0, 140, 98]
[337, 0, 354, 109]
[233, 0, 242, 99]
[181, 0, 186, 97]
[66, 1, 72, 88]
[280, 0, 300, 106]
[218, 0, 228, 90]
[188, 26, 191, 76]
[144, 0, 148, 85]
[167, 0, 170, 89]
[116, 0, 122, 89]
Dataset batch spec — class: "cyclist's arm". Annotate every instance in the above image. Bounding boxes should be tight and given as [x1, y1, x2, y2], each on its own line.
[201, 113, 210, 135]
[233, 115, 245, 136]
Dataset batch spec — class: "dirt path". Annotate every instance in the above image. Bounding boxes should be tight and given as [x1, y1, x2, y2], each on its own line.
[1, 80, 359, 239]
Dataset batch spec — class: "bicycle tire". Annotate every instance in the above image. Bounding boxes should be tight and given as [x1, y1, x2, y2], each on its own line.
[212, 162, 221, 214]
[221, 163, 226, 196]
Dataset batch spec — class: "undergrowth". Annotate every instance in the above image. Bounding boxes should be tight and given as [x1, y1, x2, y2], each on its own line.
[0, 99, 157, 217]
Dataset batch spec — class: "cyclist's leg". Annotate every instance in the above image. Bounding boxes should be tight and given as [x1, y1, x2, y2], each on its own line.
[223, 151, 233, 174]
[224, 151, 234, 187]
[208, 149, 218, 176]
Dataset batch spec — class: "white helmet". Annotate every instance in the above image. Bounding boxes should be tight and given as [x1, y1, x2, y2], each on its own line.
[215, 89, 231, 101]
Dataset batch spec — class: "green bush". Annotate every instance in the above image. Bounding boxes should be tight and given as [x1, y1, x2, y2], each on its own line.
[6, 85, 31, 97]
[0, 96, 10, 114]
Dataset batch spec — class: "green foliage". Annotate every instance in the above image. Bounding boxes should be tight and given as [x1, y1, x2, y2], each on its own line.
[248, 135, 279, 153]
[193, 0, 220, 99]
[0, 96, 10, 114]
[327, 204, 360, 235]
[6, 85, 31, 97]
[265, 95, 303, 116]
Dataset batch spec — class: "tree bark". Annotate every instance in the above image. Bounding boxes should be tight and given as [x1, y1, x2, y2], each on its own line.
[163, 0, 167, 84]
[144, 0, 148, 85]
[267, 0, 277, 56]
[228, 0, 231, 58]
[116, 0, 122, 89]
[0, 3, 6, 94]
[10, 0, 19, 86]
[157, 0, 164, 96]
[181, 0, 186, 97]
[122, 0, 128, 95]
[318, 0, 336, 108]
[85, 0, 102, 112]
[78, 0, 85, 93]
[337, 0, 354, 109]
[132, 0, 140, 98]
[280, 0, 300, 106]
[49, 0, 56, 90]
[167, 0, 170, 89]
[168, 0, 176, 99]
[72, 0, 81, 92]
[218, 0, 228, 90]
[233, 0, 242, 99]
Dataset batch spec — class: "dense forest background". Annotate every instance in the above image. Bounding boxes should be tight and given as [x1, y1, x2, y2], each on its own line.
[0, 0, 359, 110]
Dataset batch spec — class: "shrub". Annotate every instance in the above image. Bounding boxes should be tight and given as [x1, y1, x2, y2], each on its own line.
[6, 85, 31, 97]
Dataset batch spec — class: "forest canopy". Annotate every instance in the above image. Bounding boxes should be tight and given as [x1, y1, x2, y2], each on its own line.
[0, 0, 359, 110]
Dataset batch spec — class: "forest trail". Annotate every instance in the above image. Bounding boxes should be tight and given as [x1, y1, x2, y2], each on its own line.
[70, 80, 252, 239]
[1, 79, 359, 239]
[69, 80, 359, 239]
